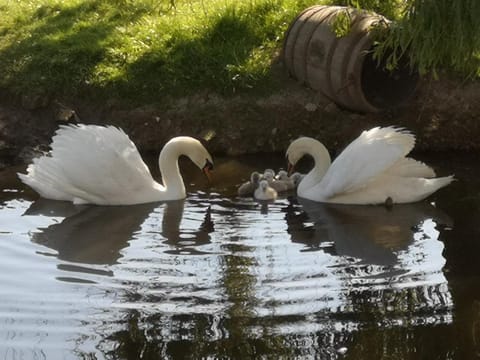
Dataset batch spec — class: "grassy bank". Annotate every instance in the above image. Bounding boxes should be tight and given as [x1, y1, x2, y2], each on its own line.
[0, 0, 478, 106]
[0, 0, 327, 105]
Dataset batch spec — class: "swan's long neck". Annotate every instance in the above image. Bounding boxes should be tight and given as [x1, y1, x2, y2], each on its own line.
[298, 141, 332, 194]
[158, 140, 186, 199]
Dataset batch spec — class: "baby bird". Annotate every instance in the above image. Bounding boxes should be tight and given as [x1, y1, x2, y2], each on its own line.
[263, 169, 275, 182]
[275, 170, 297, 191]
[264, 169, 303, 193]
[276, 170, 289, 181]
[237, 171, 261, 197]
[290, 172, 305, 188]
[259, 168, 287, 193]
[254, 180, 278, 201]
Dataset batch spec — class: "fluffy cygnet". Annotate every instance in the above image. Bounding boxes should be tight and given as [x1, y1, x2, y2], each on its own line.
[270, 169, 306, 192]
[263, 169, 275, 182]
[254, 180, 278, 201]
[274, 170, 297, 191]
[276, 170, 289, 181]
[237, 171, 261, 197]
[290, 172, 305, 188]
[258, 168, 287, 193]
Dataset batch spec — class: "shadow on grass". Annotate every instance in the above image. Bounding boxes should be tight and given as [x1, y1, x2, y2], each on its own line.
[119, 5, 267, 101]
[0, 1, 148, 100]
[0, 1, 283, 104]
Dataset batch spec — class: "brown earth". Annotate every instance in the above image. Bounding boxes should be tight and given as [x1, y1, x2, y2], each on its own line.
[0, 73, 479, 171]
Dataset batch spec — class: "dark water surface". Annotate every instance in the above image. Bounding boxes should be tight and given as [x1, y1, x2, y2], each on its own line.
[1, 153, 479, 359]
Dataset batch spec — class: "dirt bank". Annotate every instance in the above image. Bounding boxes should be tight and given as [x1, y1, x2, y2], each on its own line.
[1, 73, 479, 170]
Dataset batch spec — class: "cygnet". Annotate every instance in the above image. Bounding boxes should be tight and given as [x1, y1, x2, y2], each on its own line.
[254, 180, 278, 201]
[263, 169, 275, 182]
[274, 170, 296, 191]
[237, 171, 261, 197]
[290, 172, 305, 188]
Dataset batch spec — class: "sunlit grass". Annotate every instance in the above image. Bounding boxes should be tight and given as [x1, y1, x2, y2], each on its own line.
[0, 0, 324, 103]
[0, 0, 478, 105]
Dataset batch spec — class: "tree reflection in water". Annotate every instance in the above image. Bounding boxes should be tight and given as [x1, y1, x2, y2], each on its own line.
[24, 191, 454, 359]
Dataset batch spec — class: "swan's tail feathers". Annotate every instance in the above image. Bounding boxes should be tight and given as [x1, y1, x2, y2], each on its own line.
[424, 175, 455, 198]
[18, 157, 71, 201]
[18, 155, 97, 203]
[435, 175, 455, 187]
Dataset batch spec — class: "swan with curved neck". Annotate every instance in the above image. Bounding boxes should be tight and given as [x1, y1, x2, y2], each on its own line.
[286, 127, 453, 205]
[18, 124, 213, 205]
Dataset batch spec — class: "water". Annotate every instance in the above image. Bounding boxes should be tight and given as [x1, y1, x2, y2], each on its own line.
[0, 153, 479, 359]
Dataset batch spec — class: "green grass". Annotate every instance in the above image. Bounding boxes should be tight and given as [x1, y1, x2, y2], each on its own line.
[0, 0, 478, 106]
[0, 0, 323, 104]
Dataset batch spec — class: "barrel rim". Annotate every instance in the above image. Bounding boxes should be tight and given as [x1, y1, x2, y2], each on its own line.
[283, 5, 417, 113]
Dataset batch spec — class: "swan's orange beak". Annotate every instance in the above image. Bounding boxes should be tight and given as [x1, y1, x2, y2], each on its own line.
[287, 162, 294, 176]
[202, 159, 214, 183]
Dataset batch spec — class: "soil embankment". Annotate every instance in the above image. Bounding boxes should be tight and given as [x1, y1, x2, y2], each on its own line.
[1, 75, 479, 170]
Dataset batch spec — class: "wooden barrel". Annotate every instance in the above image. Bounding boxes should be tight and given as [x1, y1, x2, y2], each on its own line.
[283, 6, 418, 113]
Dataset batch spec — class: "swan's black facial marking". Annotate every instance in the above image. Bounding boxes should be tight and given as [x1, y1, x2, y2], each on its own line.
[287, 162, 295, 176]
[204, 159, 214, 171]
[202, 159, 214, 182]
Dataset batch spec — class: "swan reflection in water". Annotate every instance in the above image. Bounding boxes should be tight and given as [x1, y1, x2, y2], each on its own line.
[19, 192, 456, 353]
[26, 198, 214, 266]
[284, 198, 453, 293]
[239, 198, 454, 326]
[26, 194, 453, 284]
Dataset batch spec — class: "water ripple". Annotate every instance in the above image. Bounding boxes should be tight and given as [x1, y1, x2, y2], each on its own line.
[0, 166, 456, 358]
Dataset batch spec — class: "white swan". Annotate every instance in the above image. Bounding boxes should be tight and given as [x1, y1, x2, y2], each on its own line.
[254, 180, 278, 201]
[18, 124, 214, 205]
[286, 127, 453, 205]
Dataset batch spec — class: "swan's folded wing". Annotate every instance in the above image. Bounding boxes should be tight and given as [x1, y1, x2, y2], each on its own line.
[387, 158, 436, 178]
[319, 127, 416, 198]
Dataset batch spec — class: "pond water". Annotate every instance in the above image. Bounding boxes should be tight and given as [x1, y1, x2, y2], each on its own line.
[1, 153, 480, 359]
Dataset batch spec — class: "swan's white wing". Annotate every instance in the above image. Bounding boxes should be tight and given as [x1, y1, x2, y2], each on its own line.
[387, 158, 436, 178]
[327, 175, 454, 205]
[55, 125, 157, 198]
[318, 127, 415, 198]
[20, 125, 159, 203]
